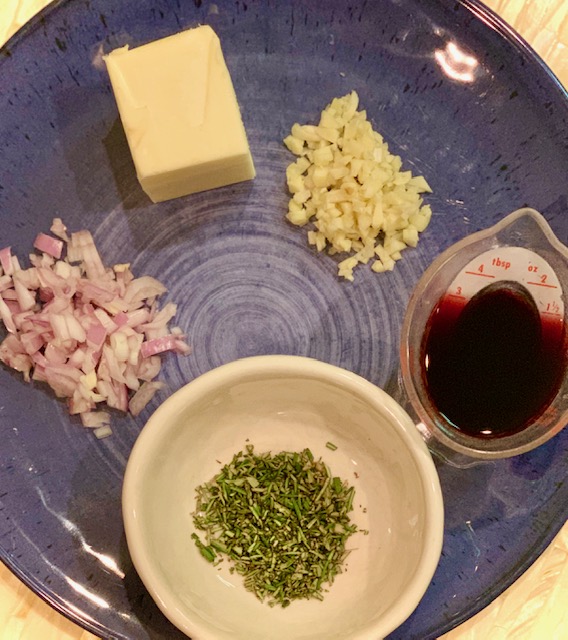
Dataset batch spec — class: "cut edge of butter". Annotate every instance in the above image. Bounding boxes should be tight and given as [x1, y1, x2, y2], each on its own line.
[104, 25, 255, 202]
[141, 152, 256, 202]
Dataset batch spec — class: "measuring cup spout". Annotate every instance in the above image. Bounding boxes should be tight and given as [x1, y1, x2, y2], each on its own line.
[495, 207, 568, 263]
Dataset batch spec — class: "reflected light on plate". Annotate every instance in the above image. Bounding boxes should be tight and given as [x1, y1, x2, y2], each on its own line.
[435, 42, 478, 82]
[82, 543, 126, 579]
[465, 520, 481, 574]
[36, 487, 125, 579]
[66, 576, 110, 609]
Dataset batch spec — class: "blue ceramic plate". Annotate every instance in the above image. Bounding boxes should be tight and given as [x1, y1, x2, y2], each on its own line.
[0, 1, 566, 638]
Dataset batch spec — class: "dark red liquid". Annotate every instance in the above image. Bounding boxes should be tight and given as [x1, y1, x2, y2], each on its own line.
[422, 281, 567, 438]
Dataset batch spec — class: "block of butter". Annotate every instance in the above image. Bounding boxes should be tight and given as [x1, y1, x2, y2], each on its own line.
[104, 25, 255, 202]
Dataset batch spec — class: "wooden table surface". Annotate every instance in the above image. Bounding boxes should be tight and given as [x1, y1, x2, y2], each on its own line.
[0, 1, 567, 639]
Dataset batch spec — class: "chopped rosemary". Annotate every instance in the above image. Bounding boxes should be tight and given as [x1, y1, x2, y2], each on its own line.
[325, 441, 338, 451]
[191, 445, 359, 608]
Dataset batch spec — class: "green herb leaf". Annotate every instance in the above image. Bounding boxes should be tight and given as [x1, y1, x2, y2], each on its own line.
[191, 446, 360, 607]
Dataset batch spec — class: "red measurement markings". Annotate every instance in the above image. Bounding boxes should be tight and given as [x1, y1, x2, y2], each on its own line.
[465, 271, 494, 278]
[448, 287, 466, 300]
[543, 301, 562, 318]
[527, 281, 557, 289]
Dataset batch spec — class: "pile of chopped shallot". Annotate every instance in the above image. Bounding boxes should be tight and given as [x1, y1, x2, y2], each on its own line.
[0, 218, 190, 438]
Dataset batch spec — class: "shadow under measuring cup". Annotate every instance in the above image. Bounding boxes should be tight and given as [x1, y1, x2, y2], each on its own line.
[401, 207, 568, 463]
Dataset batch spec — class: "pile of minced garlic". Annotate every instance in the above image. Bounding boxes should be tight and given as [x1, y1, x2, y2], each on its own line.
[284, 91, 432, 281]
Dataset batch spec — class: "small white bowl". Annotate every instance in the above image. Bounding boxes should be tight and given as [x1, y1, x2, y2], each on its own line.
[123, 355, 444, 640]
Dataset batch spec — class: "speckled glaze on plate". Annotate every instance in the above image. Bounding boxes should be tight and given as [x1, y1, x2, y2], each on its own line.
[0, 1, 566, 639]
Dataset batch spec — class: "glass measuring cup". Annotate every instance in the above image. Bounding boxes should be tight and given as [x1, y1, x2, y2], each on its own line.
[401, 208, 568, 461]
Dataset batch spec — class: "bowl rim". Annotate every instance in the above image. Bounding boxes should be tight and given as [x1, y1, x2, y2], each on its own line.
[122, 354, 444, 640]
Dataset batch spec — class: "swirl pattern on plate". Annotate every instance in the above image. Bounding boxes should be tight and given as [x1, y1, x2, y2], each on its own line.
[93, 179, 405, 394]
